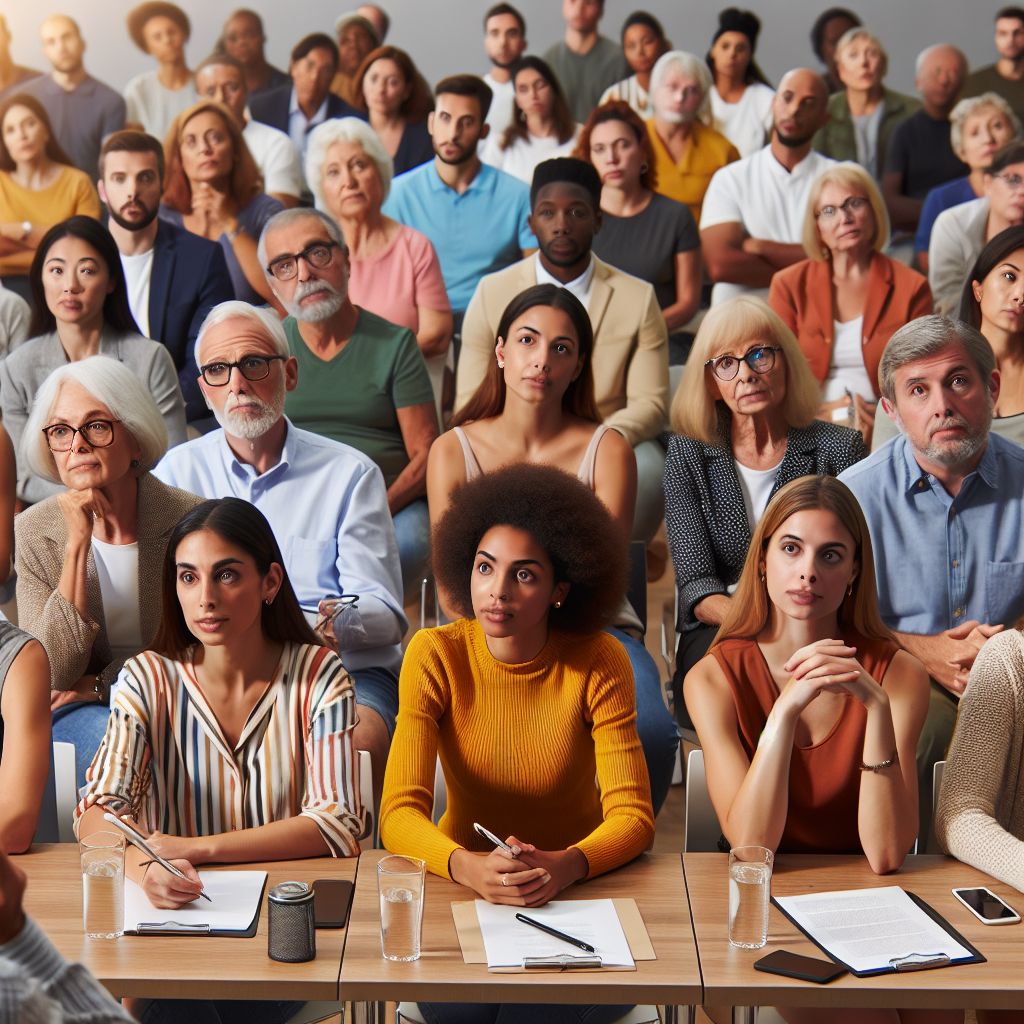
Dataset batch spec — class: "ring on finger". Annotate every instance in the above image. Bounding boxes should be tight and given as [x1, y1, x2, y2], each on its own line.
[501, 874, 508, 887]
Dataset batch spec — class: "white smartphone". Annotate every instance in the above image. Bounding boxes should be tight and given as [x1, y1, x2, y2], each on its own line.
[472, 822, 514, 856]
[952, 886, 1021, 925]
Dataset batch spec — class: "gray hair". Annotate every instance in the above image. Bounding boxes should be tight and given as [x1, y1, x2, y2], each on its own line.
[195, 300, 290, 365]
[649, 50, 713, 126]
[835, 27, 888, 79]
[914, 43, 967, 79]
[257, 208, 347, 277]
[23, 356, 169, 483]
[949, 92, 1022, 157]
[879, 315, 997, 404]
[305, 116, 394, 210]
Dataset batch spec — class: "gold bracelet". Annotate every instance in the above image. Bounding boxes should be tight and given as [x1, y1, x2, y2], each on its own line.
[860, 752, 897, 772]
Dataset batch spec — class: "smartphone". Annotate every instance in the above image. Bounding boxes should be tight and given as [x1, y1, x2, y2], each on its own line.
[952, 887, 1021, 925]
[312, 879, 354, 928]
[753, 949, 848, 984]
[473, 822, 514, 855]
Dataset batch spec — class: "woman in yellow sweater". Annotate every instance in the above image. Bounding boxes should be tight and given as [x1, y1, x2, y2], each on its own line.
[381, 462, 654, 1024]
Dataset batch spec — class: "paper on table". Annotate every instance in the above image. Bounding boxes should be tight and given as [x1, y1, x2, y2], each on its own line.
[774, 886, 974, 973]
[474, 899, 635, 968]
[124, 870, 267, 934]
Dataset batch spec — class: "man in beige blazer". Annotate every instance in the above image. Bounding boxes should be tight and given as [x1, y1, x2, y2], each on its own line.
[456, 157, 669, 540]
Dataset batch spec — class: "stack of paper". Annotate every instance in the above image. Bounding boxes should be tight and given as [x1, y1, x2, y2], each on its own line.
[124, 870, 267, 935]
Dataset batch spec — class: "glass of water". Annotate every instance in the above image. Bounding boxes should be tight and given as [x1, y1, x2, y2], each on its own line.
[728, 845, 773, 949]
[377, 855, 426, 961]
[80, 831, 125, 939]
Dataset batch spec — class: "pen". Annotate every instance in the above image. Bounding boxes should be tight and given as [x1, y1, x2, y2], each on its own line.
[473, 822, 515, 856]
[515, 912, 596, 953]
[102, 813, 212, 903]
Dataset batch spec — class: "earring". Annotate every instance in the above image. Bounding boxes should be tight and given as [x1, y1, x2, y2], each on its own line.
[497, 359, 505, 368]
[553, 600, 562, 609]
[847, 582, 854, 597]
[759, 572, 766, 583]
[640, 162, 648, 174]
[264, 597, 273, 606]
[130, 458, 140, 469]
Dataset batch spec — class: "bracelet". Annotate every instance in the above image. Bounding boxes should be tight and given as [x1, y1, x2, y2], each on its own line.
[860, 752, 897, 773]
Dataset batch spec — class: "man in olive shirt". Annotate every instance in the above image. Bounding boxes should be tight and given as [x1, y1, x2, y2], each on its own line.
[963, 6, 1024, 120]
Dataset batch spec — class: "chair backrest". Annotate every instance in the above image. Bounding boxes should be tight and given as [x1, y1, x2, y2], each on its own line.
[932, 759, 946, 819]
[432, 757, 447, 825]
[357, 748, 377, 847]
[684, 747, 723, 853]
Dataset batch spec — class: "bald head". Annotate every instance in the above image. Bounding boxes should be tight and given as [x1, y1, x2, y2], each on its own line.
[41, 14, 85, 75]
[772, 69, 829, 148]
[916, 44, 968, 114]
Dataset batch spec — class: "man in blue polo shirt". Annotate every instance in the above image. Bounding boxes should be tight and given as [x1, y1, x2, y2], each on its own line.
[840, 314, 1024, 843]
[383, 73, 535, 326]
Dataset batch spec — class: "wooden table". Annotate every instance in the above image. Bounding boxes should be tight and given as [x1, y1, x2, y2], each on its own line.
[685, 852, 1024, 1014]
[22, 844, 356, 1000]
[341, 850, 701, 1022]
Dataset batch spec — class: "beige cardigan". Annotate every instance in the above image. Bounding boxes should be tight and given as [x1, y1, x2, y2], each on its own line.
[14, 473, 202, 691]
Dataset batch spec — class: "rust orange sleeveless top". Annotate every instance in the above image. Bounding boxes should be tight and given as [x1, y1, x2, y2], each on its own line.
[710, 632, 899, 854]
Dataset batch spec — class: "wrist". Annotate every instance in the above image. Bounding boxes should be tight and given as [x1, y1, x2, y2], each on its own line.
[0, 911, 25, 946]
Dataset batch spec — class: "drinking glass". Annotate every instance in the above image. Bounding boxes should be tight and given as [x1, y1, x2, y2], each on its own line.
[377, 855, 426, 961]
[728, 845, 773, 949]
[80, 831, 125, 939]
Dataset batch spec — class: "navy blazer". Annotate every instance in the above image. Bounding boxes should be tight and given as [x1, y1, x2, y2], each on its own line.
[248, 85, 365, 136]
[148, 220, 234, 423]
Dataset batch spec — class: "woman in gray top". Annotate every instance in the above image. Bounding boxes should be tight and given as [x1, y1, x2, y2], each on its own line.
[0, 216, 186, 505]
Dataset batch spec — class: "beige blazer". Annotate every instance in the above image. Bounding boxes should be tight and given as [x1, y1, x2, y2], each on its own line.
[455, 255, 669, 446]
[14, 474, 203, 691]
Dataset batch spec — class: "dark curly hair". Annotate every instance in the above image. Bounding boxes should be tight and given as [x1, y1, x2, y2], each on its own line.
[432, 463, 628, 634]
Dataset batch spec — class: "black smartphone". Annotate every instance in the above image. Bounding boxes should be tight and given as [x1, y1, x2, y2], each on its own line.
[754, 949, 848, 984]
[312, 879, 354, 928]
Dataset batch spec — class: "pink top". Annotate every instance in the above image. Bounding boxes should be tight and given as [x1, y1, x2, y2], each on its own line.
[348, 223, 450, 333]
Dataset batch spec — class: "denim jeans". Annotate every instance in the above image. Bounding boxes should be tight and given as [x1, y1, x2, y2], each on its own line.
[52, 700, 111, 792]
[393, 498, 431, 599]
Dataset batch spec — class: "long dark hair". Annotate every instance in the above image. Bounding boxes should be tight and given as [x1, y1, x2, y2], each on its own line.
[28, 217, 140, 337]
[959, 224, 1024, 330]
[151, 498, 320, 659]
[451, 284, 599, 426]
[502, 56, 576, 151]
[352, 45, 434, 121]
[0, 93, 74, 171]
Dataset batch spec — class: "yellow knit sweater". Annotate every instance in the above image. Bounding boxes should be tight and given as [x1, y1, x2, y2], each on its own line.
[380, 619, 655, 879]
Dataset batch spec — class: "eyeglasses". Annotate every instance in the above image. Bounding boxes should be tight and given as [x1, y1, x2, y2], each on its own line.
[199, 355, 286, 387]
[704, 346, 782, 381]
[42, 419, 116, 452]
[816, 196, 870, 220]
[996, 172, 1024, 190]
[265, 241, 339, 281]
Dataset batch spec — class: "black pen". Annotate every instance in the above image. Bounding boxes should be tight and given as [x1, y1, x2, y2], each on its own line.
[515, 912, 596, 953]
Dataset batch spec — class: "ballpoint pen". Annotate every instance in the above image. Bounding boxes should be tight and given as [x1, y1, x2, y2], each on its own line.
[515, 912, 596, 953]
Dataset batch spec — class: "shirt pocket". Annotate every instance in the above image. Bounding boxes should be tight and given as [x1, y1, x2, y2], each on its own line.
[986, 561, 1024, 626]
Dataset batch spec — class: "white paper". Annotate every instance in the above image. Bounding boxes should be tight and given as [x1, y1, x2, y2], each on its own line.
[124, 870, 267, 934]
[474, 899, 635, 968]
[774, 886, 973, 973]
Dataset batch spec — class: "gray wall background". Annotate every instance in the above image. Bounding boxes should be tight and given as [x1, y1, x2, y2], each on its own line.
[3, 1, 1003, 99]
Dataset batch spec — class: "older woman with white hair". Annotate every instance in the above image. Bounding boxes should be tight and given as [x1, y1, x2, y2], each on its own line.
[14, 356, 202, 788]
[645, 49, 739, 223]
[305, 117, 451, 359]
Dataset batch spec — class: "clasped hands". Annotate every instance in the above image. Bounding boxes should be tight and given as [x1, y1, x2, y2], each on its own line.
[450, 837, 587, 907]
[779, 638, 885, 714]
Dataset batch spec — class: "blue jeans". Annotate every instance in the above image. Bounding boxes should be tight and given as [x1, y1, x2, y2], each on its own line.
[141, 999, 303, 1024]
[351, 665, 399, 738]
[52, 700, 111, 793]
[608, 627, 678, 816]
[393, 499, 431, 598]
[418, 1003, 632, 1024]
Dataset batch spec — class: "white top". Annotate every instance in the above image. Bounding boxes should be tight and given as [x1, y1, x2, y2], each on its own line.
[90, 536, 142, 665]
[480, 125, 583, 184]
[483, 73, 516, 141]
[734, 458, 782, 532]
[534, 251, 596, 309]
[701, 145, 837, 306]
[599, 75, 652, 119]
[710, 83, 775, 158]
[824, 315, 875, 403]
[120, 248, 154, 339]
[123, 70, 197, 141]
[243, 119, 304, 199]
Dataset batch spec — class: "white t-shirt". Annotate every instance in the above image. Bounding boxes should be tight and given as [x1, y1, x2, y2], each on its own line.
[483, 73, 516, 139]
[480, 124, 582, 184]
[734, 458, 782, 532]
[90, 537, 143, 665]
[701, 146, 837, 306]
[824, 316, 875, 403]
[123, 70, 197, 141]
[120, 249, 154, 339]
[710, 83, 775, 159]
[243, 119, 304, 199]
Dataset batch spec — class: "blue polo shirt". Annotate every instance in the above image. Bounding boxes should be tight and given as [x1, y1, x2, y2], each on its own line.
[383, 161, 535, 313]
[840, 432, 1024, 634]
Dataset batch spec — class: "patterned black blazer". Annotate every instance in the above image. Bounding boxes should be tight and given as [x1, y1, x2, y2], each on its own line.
[664, 419, 866, 630]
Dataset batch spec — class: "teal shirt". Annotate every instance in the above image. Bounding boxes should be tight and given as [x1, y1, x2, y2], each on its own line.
[283, 309, 434, 486]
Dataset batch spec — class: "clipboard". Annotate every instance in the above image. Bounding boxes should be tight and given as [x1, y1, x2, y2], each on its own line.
[451, 898, 655, 973]
[124, 871, 267, 938]
[771, 890, 986, 977]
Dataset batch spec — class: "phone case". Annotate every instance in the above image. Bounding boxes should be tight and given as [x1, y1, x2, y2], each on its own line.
[754, 950, 848, 984]
[952, 888, 1021, 925]
[312, 879, 354, 928]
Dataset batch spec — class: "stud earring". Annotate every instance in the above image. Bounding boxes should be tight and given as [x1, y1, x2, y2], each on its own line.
[553, 600, 562, 609]
[130, 458, 140, 469]
[264, 597, 273, 606]
[497, 359, 505, 368]
[640, 162, 648, 174]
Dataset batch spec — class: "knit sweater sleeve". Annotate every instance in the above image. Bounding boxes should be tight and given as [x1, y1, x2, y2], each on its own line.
[935, 630, 1024, 892]
[572, 633, 656, 878]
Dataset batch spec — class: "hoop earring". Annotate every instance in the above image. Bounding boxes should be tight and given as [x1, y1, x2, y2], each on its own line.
[847, 582, 854, 597]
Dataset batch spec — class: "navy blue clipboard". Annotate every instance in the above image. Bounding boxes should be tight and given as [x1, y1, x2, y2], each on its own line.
[129, 876, 267, 938]
[770, 890, 986, 977]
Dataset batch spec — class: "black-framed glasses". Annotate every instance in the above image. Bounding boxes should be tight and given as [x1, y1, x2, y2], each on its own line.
[199, 355, 286, 387]
[265, 241, 340, 281]
[815, 195, 870, 220]
[42, 419, 116, 452]
[704, 346, 782, 381]
[996, 172, 1024, 191]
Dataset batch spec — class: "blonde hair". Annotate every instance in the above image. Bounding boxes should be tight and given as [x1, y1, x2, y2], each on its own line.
[669, 296, 821, 445]
[712, 475, 892, 647]
[800, 161, 890, 260]
[949, 92, 1021, 159]
[835, 26, 888, 80]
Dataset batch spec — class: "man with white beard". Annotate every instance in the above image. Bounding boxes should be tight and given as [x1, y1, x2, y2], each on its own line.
[152, 298, 406, 801]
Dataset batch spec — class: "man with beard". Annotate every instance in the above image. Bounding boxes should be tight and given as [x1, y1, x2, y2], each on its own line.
[97, 131, 233, 425]
[841, 315, 1024, 844]
[383, 74, 535, 324]
[964, 6, 1024, 122]
[153, 298, 406, 802]
[700, 67, 833, 305]
[481, 3, 528, 139]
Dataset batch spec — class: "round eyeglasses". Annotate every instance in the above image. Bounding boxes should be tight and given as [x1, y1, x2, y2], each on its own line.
[815, 195, 869, 220]
[42, 419, 116, 452]
[199, 355, 286, 387]
[704, 346, 782, 381]
[265, 241, 339, 282]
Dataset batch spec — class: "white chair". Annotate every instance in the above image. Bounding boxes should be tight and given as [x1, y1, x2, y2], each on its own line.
[357, 748, 378, 848]
[683, 748, 722, 853]
[35, 741, 77, 845]
[927, 759, 947, 854]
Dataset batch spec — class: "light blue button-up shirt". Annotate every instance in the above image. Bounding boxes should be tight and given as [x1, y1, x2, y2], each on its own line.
[840, 432, 1024, 635]
[287, 87, 329, 162]
[153, 419, 405, 674]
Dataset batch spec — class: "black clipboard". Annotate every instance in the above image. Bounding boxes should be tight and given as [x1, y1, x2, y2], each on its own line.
[127, 875, 267, 938]
[771, 890, 986, 977]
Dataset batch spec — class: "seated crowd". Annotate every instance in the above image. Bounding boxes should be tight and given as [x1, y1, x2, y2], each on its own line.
[2, 3, 1024, 1024]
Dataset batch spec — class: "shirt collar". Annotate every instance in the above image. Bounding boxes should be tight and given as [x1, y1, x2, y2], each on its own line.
[900, 433, 998, 495]
[288, 88, 327, 125]
[217, 417, 293, 480]
[534, 251, 595, 294]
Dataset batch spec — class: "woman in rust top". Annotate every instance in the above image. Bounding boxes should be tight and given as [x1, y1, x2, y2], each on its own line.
[684, 475, 928, 872]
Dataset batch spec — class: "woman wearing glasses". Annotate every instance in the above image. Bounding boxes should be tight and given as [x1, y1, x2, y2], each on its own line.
[664, 296, 865, 722]
[768, 163, 931, 448]
[14, 355, 201, 788]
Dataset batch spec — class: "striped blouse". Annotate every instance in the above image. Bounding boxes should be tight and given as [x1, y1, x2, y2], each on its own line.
[76, 642, 363, 857]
